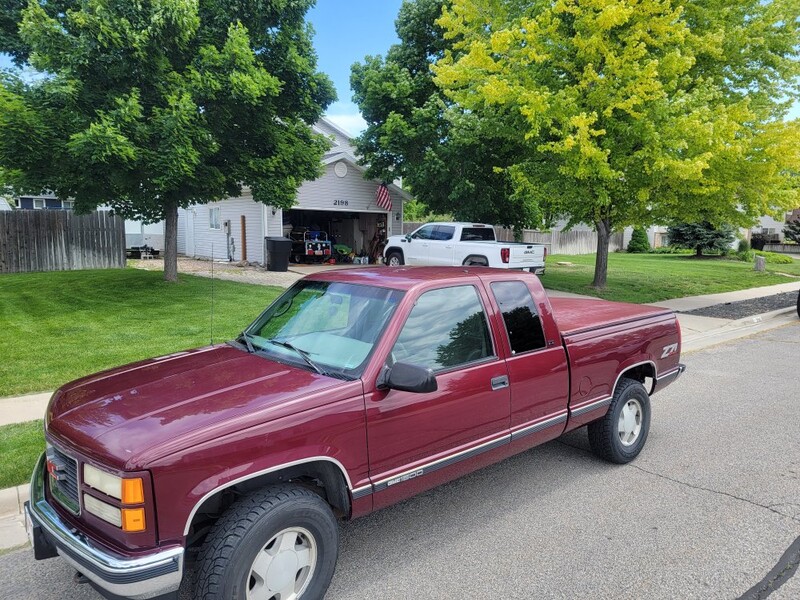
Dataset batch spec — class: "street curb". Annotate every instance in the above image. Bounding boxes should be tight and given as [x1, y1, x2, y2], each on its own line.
[681, 305, 798, 354]
[0, 484, 29, 519]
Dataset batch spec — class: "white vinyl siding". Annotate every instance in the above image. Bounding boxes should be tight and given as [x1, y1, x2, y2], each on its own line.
[177, 210, 187, 254]
[178, 193, 267, 263]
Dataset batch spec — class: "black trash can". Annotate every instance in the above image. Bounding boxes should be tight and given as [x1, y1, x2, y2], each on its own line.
[266, 237, 292, 272]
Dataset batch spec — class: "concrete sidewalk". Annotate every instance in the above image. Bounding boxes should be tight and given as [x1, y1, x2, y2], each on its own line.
[1, 280, 798, 552]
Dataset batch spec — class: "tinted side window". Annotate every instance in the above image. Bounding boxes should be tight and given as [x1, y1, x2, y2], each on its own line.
[391, 286, 493, 371]
[433, 225, 455, 241]
[412, 225, 435, 240]
[491, 281, 546, 354]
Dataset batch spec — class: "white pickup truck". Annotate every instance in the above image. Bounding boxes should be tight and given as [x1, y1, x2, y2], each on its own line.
[384, 222, 547, 273]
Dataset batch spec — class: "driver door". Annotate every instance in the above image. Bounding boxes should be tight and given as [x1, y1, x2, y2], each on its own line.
[365, 283, 511, 509]
[404, 224, 435, 265]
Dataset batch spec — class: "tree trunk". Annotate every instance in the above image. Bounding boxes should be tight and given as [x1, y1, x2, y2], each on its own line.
[164, 202, 179, 282]
[591, 218, 611, 289]
[695, 246, 702, 257]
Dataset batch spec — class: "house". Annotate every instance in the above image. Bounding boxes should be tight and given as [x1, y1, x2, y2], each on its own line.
[0, 197, 12, 211]
[177, 118, 412, 264]
[17, 194, 73, 210]
[751, 210, 799, 243]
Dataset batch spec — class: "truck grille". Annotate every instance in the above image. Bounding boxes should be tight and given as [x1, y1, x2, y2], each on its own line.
[46, 444, 80, 514]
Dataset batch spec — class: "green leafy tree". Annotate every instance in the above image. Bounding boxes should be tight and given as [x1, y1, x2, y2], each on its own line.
[667, 222, 735, 257]
[434, 0, 800, 288]
[351, 0, 542, 231]
[0, 0, 335, 281]
[627, 228, 650, 254]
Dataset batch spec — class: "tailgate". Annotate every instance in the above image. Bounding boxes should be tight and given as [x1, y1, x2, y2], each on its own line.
[507, 244, 545, 268]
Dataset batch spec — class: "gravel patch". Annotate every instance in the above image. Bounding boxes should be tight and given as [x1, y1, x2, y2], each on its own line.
[683, 291, 798, 319]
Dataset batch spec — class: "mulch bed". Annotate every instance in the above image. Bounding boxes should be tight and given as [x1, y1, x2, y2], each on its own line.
[682, 291, 798, 320]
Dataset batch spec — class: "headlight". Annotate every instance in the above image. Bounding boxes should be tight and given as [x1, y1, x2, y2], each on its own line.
[83, 464, 144, 504]
[83, 494, 122, 527]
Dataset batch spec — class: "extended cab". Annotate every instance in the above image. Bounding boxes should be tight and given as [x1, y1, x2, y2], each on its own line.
[384, 222, 547, 273]
[26, 268, 685, 600]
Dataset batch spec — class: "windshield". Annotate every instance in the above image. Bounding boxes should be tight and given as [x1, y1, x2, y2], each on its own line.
[241, 281, 404, 378]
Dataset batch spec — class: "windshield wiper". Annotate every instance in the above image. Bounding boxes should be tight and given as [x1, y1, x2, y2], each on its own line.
[238, 331, 256, 354]
[267, 339, 327, 376]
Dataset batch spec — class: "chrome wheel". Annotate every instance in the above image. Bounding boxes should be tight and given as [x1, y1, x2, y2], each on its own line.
[388, 255, 401, 267]
[617, 398, 643, 447]
[247, 527, 317, 600]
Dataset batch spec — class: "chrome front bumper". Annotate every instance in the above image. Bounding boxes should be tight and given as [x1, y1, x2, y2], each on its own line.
[26, 453, 184, 600]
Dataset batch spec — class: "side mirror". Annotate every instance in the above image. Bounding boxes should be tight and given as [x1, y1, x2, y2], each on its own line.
[404, 234, 412, 243]
[379, 362, 437, 394]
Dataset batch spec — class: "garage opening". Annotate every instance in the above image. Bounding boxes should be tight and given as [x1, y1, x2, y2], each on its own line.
[285, 209, 388, 264]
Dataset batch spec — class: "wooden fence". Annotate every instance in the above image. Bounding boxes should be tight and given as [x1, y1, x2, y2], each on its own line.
[0, 210, 126, 273]
[402, 222, 625, 255]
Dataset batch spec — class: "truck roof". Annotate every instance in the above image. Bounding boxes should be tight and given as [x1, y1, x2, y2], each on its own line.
[305, 266, 533, 291]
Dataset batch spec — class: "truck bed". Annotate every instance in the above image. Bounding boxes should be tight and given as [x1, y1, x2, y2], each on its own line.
[549, 298, 674, 337]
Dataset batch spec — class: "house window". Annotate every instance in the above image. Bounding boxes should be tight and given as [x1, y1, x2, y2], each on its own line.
[209, 207, 221, 230]
[33, 199, 45, 209]
[62, 200, 74, 210]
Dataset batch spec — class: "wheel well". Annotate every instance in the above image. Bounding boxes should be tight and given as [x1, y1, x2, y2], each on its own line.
[184, 461, 350, 557]
[385, 247, 404, 260]
[462, 255, 488, 266]
[618, 362, 656, 394]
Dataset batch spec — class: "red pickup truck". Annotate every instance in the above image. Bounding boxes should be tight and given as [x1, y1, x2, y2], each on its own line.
[26, 267, 685, 600]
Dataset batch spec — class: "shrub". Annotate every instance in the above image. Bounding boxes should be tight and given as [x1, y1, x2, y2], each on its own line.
[755, 250, 794, 264]
[738, 238, 750, 253]
[627, 228, 651, 253]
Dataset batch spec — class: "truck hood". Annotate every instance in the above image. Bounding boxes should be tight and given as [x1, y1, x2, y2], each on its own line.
[46, 345, 356, 469]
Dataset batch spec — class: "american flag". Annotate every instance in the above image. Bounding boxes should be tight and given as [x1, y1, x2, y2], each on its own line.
[375, 183, 392, 212]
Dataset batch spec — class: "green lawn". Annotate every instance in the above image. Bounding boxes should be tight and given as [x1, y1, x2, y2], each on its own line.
[543, 253, 800, 303]
[0, 420, 44, 489]
[0, 269, 283, 397]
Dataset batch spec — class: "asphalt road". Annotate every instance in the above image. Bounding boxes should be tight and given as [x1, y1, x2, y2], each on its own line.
[2, 323, 798, 600]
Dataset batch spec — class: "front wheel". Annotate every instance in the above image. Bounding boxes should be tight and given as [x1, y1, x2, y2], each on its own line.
[195, 485, 339, 600]
[588, 378, 651, 464]
[386, 251, 404, 267]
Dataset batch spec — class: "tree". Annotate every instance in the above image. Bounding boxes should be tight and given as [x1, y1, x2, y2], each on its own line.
[627, 228, 650, 254]
[351, 0, 543, 231]
[433, 0, 800, 288]
[667, 222, 735, 257]
[785, 220, 800, 244]
[0, 0, 335, 281]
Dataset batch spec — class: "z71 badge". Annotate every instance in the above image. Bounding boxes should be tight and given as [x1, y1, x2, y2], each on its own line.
[661, 343, 679, 359]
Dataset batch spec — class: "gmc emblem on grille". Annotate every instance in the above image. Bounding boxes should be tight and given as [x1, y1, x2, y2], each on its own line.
[46, 454, 68, 481]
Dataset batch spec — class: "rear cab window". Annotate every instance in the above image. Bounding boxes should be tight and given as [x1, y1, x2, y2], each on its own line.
[460, 227, 495, 242]
[490, 281, 546, 354]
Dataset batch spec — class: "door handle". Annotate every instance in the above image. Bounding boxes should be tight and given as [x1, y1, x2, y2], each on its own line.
[491, 375, 509, 391]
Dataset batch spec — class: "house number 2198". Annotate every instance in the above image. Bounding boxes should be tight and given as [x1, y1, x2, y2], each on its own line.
[334, 200, 349, 207]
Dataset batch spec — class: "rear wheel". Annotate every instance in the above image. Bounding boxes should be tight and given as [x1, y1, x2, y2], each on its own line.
[463, 256, 488, 267]
[796, 289, 799, 318]
[588, 378, 651, 464]
[195, 485, 339, 600]
[386, 251, 404, 267]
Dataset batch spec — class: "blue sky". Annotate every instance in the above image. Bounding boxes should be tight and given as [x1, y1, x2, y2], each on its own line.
[308, 0, 404, 135]
[1, 0, 796, 135]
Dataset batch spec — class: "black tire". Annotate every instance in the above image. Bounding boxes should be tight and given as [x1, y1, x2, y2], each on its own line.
[196, 485, 339, 600]
[796, 290, 799, 318]
[462, 256, 488, 266]
[386, 251, 404, 266]
[588, 378, 651, 464]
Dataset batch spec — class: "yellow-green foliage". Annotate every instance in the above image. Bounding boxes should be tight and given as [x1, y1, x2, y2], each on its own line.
[434, 0, 800, 286]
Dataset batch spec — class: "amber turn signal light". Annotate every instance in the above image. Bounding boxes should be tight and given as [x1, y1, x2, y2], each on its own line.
[121, 508, 146, 532]
[121, 478, 144, 504]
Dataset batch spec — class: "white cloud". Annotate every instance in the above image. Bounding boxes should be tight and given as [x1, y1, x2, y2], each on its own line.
[324, 101, 367, 136]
